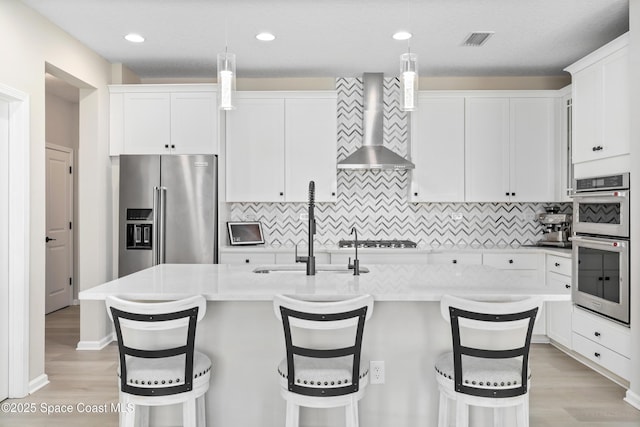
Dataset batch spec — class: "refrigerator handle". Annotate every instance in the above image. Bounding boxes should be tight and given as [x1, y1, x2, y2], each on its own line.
[153, 187, 160, 266]
[153, 186, 167, 266]
[157, 186, 167, 264]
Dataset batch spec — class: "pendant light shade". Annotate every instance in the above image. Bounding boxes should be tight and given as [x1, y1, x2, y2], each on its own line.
[217, 52, 236, 110]
[400, 52, 418, 111]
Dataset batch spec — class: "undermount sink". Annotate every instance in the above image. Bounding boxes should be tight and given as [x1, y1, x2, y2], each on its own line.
[252, 264, 369, 274]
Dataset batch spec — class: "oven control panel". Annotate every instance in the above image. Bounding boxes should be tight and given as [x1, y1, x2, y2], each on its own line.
[575, 173, 629, 192]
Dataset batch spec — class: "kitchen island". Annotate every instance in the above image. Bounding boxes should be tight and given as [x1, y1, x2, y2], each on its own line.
[80, 263, 570, 427]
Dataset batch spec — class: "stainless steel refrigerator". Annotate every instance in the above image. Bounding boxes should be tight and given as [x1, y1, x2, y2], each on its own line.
[118, 155, 218, 277]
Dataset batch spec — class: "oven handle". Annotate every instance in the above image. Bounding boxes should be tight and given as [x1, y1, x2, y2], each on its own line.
[572, 190, 628, 199]
[570, 235, 628, 248]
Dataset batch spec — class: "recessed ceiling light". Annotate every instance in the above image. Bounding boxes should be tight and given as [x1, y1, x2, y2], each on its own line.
[256, 32, 276, 41]
[124, 33, 145, 43]
[392, 31, 412, 41]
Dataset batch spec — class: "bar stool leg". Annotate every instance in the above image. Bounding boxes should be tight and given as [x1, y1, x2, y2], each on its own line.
[493, 407, 504, 427]
[438, 391, 450, 427]
[120, 395, 136, 427]
[516, 399, 529, 427]
[183, 398, 197, 427]
[196, 395, 206, 427]
[345, 400, 359, 427]
[285, 401, 299, 427]
[455, 399, 469, 427]
[137, 405, 149, 427]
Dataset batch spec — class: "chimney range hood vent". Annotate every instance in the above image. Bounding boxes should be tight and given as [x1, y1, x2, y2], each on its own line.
[337, 73, 415, 170]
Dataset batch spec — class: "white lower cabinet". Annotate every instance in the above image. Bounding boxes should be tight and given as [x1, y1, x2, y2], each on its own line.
[571, 307, 631, 380]
[545, 254, 573, 348]
[428, 253, 482, 265]
[482, 253, 545, 335]
[219, 253, 276, 265]
[330, 252, 428, 265]
[274, 252, 330, 265]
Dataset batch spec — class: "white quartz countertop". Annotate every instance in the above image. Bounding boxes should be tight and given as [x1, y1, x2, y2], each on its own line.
[79, 263, 571, 302]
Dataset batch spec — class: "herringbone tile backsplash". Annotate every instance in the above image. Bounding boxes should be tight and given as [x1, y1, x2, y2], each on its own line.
[228, 78, 571, 248]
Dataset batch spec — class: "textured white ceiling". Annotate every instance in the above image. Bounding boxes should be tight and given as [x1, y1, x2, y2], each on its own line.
[22, 0, 629, 79]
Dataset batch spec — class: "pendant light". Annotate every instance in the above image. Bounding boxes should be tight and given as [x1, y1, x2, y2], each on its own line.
[218, 3, 236, 111]
[398, 0, 418, 111]
[400, 51, 418, 111]
[217, 49, 236, 110]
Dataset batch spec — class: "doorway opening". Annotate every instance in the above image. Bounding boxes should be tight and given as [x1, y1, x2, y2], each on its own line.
[45, 73, 79, 313]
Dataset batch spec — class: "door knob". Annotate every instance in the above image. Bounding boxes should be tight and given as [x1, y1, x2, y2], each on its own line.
[45, 236, 56, 242]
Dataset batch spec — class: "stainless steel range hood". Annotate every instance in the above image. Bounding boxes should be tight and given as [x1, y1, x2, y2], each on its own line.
[337, 73, 415, 170]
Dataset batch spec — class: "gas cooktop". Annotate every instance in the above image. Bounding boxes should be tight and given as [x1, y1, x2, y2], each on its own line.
[338, 239, 417, 249]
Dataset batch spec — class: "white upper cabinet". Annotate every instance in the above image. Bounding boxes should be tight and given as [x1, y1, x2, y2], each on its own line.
[465, 98, 511, 202]
[170, 92, 218, 154]
[509, 97, 556, 202]
[122, 92, 171, 155]
[465, 96, 555, 202]
[225, 98, 286, 202]
[565, 33, 629, 164]
[109, 84, 218, 156]
[410, 96, 465, 202]
[225, 92, 337, 203]
[284, 98, 338, 202]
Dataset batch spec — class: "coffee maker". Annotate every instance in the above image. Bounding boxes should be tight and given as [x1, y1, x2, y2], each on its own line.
[536, 207, 572, 247]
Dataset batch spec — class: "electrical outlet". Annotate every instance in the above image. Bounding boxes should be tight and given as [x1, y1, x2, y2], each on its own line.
[451, 212, 463, 221]
[300, 212, 309, 221]
[370, 361, 385, 384]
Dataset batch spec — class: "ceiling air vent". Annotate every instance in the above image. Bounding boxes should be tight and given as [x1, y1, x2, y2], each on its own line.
[463, 32, 494, 47]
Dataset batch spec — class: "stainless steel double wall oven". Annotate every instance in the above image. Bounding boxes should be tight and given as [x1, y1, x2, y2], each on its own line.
[571, 173, 630, 325]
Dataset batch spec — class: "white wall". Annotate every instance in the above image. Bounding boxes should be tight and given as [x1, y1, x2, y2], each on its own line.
[0, 0, 112, 385]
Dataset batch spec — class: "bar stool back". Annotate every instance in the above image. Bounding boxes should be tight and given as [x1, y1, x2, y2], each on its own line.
[434, 295, 542, 427]
[106, 295, 211, 427]
[273, 294, 374, 427]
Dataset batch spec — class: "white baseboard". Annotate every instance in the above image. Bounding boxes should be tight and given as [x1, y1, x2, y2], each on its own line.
[532, 335, 550, 344]
[76, 333, 114, 351]
[29, 374, 49, 394]
[625, 390, 640, 410]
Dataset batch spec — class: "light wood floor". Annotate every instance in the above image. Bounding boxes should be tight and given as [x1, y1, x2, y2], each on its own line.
[1, 305, 640, 426]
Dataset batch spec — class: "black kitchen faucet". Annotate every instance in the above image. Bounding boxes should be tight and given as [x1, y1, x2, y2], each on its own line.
[295, 181, 316, 275]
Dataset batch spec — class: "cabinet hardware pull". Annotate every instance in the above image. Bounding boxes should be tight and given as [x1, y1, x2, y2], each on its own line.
[594, 352, 601, 358]
[508, 259, 514, 264]
[511, 192, 516, 196]
[592, 145, 603, 151]
[171, 144, 175, 149]
[279, 192, 284, 196]
[594, 332, 601, 337]
[505, 192, 509, 196]
[414, 192, 418, 196]
[164, 144, 169, 149]
[332, 192, 336, 196]
[555, 262, 560, 267]
[565, 284, 571, 289]
[452, 260, 457, 264]
[245, 259, 250, 263]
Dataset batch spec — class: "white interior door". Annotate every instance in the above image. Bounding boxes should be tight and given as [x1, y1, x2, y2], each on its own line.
[0, 100, 9, 401]
[45, 145, 73, 314]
